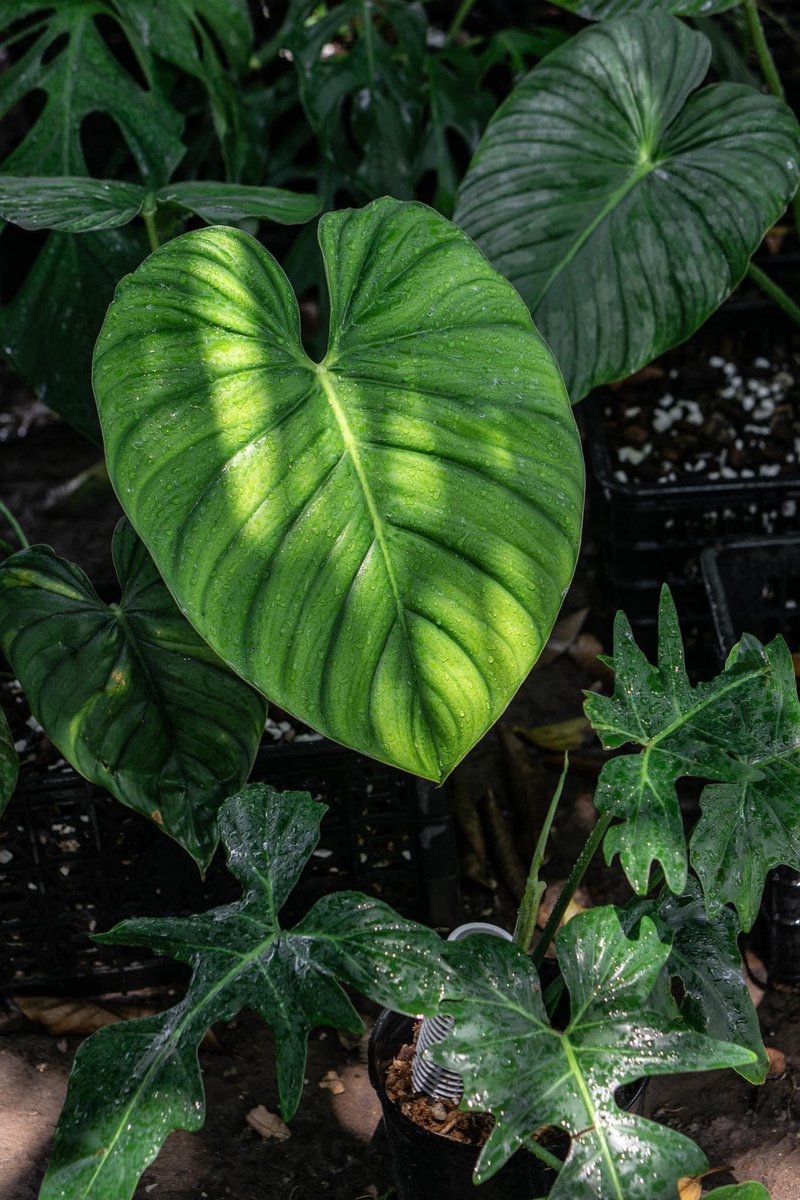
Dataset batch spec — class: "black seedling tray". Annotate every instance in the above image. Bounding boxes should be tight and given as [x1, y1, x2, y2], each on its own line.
[702, 536, 800, 986]
[0, 738, 461, 997]
[583, 404, 800, 666]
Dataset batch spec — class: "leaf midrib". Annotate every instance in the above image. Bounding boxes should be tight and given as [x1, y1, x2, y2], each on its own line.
[315, 362, 440, 776]
[74, 924, 280, 1200]
[533, 157, 655, 308]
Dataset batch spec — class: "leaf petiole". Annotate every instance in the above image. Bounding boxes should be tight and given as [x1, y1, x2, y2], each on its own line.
[513, 754, 569, 953]
[747, 262, 800, 325]
[0, 502, 29, 550]
[530, 812, 613, 970]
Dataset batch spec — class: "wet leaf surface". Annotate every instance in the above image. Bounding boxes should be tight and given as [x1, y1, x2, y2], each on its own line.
[586, 586, 800, 928]
[94, 198, 584, 780]
[432, 906, 756, 1196]
[0, 518, 267, 867]
[39, 785, 448, 1200]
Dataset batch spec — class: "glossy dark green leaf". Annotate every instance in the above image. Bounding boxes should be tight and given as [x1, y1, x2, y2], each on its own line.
[0, 176, 322, 233]
[286, 1, 428, 201]
[0, 226, 145, 441]
[548, 0, 741, 16]
[0, 177, 146, 233]
[623, 880, 767, 1084]
[0, 3, 184, 182]
[432, 906, 755, 1193]
[94, 198, 584, 781]
[0, 707, 17, 816]
[155, 181, 322, 225]
[0, 519, 266, 867]
[39, 785, 448, 1200]
[586, 587, 800, 928]
[454, 13, 800, 400]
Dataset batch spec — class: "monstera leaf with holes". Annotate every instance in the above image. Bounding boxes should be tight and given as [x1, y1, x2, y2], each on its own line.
[549, 0, 740, 15]
[0, 0, 253, 438]
[0, 175, 322, 232]
[454, 13, 800, 401]
[432, 907, 755, 1195]
[623, 879, 767, 1084]
[93, 197, 584, 781]
[585, 587, 800, 928]
[39, 784, 448, 1200]
[0, 518, 267, 867]
[0, 707, 17, 816]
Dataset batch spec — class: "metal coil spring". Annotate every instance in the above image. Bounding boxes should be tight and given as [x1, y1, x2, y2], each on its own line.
[410, 921, 512, 1102]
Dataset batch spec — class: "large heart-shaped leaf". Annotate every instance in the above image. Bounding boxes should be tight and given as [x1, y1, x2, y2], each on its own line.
[548, 0, 741, 16]
[93, 198, 584, 781]
[0, 519, 267, 867]
[432, 906, 755, 1194]
[585, 588, 800, 928]
[706, 1187, 771, 1200]
[454, 13, 800, 401]
[0, 176, 323, 232]
[39, 784, 448, 1200]
[0, 707, 17, 816]
[623, 880, 767, 1084]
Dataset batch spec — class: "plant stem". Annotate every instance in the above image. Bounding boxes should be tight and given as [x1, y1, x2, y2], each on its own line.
[0, 501, 29, 550]
[522, 1137, 563, 1174]
[744, 0, 785, 99]
[513, 755, 570, 954]
[142, 209, 160, 253]
[447, 0, 477, 42]
[530, 812, 613, 971]
[748, 262, 800, 325]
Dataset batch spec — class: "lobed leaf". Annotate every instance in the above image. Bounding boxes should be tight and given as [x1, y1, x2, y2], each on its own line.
[39, 785, 448, 1200]
[0, 707, 17, 816]
[0, 518, 267, 867]
[93, 197, 584, 781]
[585, 587, 800, 927]
[623, 880, 767, 1084]
[454, 13, 800, 400]
[432, 906, 755, 1195]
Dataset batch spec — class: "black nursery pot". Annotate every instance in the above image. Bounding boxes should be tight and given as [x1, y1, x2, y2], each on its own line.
[368, 1005, 647, 1200]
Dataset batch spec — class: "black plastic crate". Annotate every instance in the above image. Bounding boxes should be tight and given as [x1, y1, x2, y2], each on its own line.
[0, 738, 461, 997]
[702, 536, 800, 985]
[584, 404, 800, 662]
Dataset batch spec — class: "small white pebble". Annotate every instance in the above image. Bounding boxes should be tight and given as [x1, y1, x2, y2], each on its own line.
[709, 355, 725, 368]
[754, 356, 771, 369]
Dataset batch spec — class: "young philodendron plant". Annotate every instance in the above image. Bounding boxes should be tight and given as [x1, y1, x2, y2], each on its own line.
[37, 591, 798, 1200]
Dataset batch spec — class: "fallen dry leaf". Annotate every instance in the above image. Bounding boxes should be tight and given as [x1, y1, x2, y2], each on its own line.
[514, 716, 592, 753]
[743, 948, 767, 1009]
[319, 1069, 346, 1095]
[537, 882, 592, 935]
[246, 1105, 291, 1141]
[677, 1177, 702, 1200]
[15, 996, 126, 1036]
[766, 1046, 787, 1077]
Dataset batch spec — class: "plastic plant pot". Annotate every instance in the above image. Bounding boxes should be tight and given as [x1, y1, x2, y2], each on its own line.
[368, 965, 648, 1200]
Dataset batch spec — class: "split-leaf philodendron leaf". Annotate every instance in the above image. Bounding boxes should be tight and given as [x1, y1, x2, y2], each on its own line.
[0, 519, 266, 868]
[93, 198, 584, 781]
[623, 879, 767, 1084]
[585, 587, 800, 929]
[548, 0, 741, 16]
[0, 176, 323, 233]
[432, 906, 755, 1194]
[0, 707, 17, 816]
[454, 13, 800, 401]
[39, 784, 448, 1200]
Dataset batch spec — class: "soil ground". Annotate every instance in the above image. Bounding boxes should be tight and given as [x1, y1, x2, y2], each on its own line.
[2, 378, 800, 1200]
